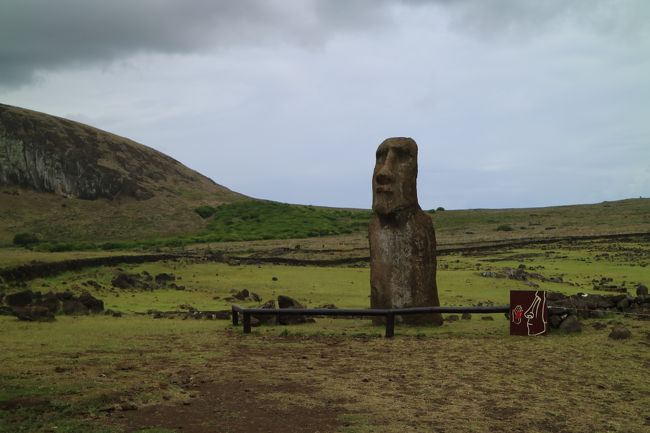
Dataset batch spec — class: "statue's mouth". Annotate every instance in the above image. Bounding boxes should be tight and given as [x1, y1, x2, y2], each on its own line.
[375, 187, 392, 194]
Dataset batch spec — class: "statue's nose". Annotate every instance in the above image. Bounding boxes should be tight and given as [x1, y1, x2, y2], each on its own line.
[375, 152, 396, 184]
[375, 164, 394, 185]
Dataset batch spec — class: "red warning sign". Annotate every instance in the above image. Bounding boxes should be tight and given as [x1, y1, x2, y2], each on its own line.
[510, 290, 548, 336]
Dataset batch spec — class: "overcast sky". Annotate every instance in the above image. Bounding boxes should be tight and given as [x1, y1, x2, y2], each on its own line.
[1, 0, 649, 210]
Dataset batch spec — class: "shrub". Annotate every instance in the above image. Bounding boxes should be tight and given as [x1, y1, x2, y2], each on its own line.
[194, 205, 217, 219]
[496, 224, 514, 232]
[12, 232, 40, 246]
[436, 207, 445, 211]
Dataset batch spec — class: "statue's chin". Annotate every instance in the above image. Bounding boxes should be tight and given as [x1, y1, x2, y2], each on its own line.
[373, 197, 416, 218]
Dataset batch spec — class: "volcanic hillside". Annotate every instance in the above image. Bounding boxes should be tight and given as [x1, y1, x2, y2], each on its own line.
[0, 103, 246, 244]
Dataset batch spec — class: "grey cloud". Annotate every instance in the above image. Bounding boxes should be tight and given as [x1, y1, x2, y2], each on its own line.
[2, 0, 648, 87]
[0, 0, 393, 87]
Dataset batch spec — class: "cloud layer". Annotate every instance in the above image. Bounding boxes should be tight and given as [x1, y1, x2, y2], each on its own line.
[1, 0, 649, 208]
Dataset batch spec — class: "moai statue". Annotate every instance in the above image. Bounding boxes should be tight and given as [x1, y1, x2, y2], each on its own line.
[369, 137, 442, 325]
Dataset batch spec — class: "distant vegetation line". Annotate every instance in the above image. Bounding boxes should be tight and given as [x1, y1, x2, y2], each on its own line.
[21, 201, 374, 252]
[11, 198, 650, 253]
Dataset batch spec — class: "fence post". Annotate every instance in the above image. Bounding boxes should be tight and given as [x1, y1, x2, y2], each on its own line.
[243, 312, 252, 334]
[231, 306, 239, 326]
[385, 313, 395, 338]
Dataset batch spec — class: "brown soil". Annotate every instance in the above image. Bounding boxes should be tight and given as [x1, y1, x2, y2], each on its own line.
[112, 380, 342, 433]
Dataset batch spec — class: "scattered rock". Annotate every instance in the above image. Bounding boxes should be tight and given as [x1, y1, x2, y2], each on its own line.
[558, 315, 582, 333]
[111, 273, 147, 290]
[155, 273, 176, 286]
[549, 314, 563, 329]
[253, 300, 277, 325]
[592, 322, 607, 330]
[250, 292, 262, 302]
[608, 325, 631, 340]
[272, 277, 278, 281]
[277, 295, 314, 325]
[35, 292, 61, 313]
[78, 291, 104, 313]
[616, 297, 631, 311]
[318, 303, 338, 309]
[62, 300, 88, 315]
[461, 313, 472, 320]
[233, 289, 250, 301]
[5, 290, 33, 307]
[444, 315, 459, 322]
[120, 402, 138, 411]
[13, 305, 55, 322]
[480, 316, 494, 321]
[57, 291, 74, 300]
[637, 284, 648, 297]
[104, 309, 123, 317]
[479, 271, 505, 279]
[83, 280, 102, 289]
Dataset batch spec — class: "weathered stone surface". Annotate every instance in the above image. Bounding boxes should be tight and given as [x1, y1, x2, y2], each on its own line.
[558, 315, 582, 333]
[549, 314, 563, 329]
[154, 273, 176, 286]
[253, 300, 277, 324]
[369, 137, 441, 325]
[13, 305, 55, 322]
[78, 291, 104, 313]
[608, 325, 631, 340]
[5, 290, 33, 307]
[637, 284, 648, 297]
[277, 295, 315, 325]
[62, 300, 88, 315]
[35, 292, 61, 313]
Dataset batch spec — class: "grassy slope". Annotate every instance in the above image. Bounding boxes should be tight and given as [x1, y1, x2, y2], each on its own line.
[9, 197, 650, 253]
[1, 239, 649, 432]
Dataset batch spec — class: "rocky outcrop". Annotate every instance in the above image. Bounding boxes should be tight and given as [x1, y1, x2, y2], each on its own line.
[0, 103, 236, 201]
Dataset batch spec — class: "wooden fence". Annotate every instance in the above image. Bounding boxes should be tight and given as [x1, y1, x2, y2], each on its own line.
[231, 305, 511, 338]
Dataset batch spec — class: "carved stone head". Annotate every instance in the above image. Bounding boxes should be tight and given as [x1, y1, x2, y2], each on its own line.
[372, 137, 419, 216]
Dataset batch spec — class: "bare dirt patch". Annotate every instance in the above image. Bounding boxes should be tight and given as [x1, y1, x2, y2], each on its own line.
[112, 380, 342, 433]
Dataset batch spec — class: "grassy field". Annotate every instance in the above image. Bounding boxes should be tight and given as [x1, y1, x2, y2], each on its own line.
[4, 197, 650, 252]
[1, 238, 649, 432]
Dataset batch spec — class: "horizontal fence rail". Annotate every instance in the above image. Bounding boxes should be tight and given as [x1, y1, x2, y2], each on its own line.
[231, 304, 511, 338]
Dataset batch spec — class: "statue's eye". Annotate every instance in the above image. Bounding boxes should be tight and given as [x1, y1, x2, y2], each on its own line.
[376, 150, 387, 161]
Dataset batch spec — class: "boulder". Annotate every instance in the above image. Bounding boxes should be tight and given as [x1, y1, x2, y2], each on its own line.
[111, 273, 146, 290]
[461, 313, 472, 320]
[480, 316, 494, 321]
[5, 290, 33, 307]
[155, 273, 176, 286]
[444, 315, 459, 322]
[104, 309, 123, 317]
[35, 292, 60, 313]
[637, 284, 648, 297]
[608, 325, 631, 340]
[616, 297, 631, 311]
[56, 291, 74, 300]
[549, 314, 563, 329]
[277, 295, 314, 325]
[62, 300, 88, 315]
[253, 300, 277, 325]
[558, 315, 582, 333]
[78, 291, 104, 313]
[233, 289, 250, 301]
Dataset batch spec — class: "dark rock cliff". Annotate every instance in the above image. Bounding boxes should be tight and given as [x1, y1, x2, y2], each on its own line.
[0, 103, 224, 201]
